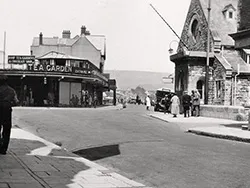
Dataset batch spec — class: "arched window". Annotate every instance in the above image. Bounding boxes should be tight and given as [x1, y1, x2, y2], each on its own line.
[190, 19, 200, 42]
[197, 80, 204, 99]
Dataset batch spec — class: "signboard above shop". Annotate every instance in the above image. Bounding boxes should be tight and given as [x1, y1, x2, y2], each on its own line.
[8, 55, 35, 64]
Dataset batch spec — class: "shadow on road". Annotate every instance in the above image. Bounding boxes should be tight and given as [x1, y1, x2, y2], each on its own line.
[73, 144, 120, 161]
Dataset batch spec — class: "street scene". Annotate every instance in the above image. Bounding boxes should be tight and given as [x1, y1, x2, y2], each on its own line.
[1, 0, 250, 187]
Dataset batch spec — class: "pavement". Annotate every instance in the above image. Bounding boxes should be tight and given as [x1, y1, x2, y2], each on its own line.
[149, 112, 250, 143]
[1, 104, 152, 188]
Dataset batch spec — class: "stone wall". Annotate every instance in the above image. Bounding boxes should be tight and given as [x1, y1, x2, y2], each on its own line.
[178, 0, 213, 53]
[238, 0, 250, 31]
[200, 105, 247, 121]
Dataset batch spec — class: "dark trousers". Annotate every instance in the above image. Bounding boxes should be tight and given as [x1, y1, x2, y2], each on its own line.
[0, 107, 12, 152]
[183, 106, 190, 117]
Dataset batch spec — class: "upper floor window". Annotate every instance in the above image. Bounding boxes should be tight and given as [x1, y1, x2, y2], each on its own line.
[240, 49, 250, 64]
[222, 4, 236, 20]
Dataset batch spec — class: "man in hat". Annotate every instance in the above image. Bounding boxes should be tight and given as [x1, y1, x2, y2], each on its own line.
[181, 91, 192, 117]
[0, 75, 18, 155]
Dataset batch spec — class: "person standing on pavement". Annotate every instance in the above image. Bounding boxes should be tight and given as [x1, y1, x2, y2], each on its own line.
[146, 95, 151, 110]
[161, 94, 170, 114]
[193, 89, 201, 117]
[190, 90, 195, 116]
[181, 91, 192, 118]
[170, 93, 180, 118]
[0, 75, 18, 155]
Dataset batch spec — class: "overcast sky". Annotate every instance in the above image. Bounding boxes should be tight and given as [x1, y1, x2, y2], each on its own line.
[0, 0, 191, 73]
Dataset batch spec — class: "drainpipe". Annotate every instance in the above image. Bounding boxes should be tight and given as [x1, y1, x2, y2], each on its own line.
[234, 64, 240, 106]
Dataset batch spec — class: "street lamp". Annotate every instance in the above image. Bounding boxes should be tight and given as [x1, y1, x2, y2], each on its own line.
[168, 40, 179, 54]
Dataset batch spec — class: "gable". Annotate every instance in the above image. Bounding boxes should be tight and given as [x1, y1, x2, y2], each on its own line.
[178, 0, 238, 54]
[178, 0, 209, 53]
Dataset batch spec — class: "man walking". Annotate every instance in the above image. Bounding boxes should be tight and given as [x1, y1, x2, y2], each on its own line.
[0, 75, 18, 155]
[181, 91, 191, 117]
[193, 89, 201, 117]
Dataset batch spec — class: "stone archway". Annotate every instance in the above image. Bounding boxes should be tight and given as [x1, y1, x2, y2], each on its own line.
[196, 80, 204, 100]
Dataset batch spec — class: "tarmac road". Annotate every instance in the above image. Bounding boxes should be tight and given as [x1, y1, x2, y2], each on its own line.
[13, 104, 250, 188]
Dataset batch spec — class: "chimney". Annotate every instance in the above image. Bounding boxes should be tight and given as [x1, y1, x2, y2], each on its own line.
[81, 26, 86, 35]
[85, 30, 91, 35]
[39, 32, 43, 45]
[62, 30, 71, 38]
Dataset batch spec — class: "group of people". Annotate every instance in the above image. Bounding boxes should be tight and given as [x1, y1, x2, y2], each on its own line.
[160, 89, 201, 118]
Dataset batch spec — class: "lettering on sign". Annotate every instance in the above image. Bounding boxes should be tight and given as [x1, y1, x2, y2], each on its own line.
[8, 55, 35, 64]
[28, 64, 72, 73]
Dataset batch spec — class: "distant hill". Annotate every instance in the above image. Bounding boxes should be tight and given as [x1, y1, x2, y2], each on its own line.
[105, 70, 174, 91]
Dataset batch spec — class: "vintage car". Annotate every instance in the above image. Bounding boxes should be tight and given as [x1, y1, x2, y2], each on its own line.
[154, 88, 175, 112]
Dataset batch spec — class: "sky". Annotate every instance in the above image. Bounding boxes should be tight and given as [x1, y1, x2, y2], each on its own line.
[0, 0, 191, 73]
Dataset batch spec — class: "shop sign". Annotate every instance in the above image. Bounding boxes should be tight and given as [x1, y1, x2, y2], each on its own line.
[92, 70, 108, 82]
[27, 64, 72, 73]
[72, 67, 92, 75]
[8, 55, 35, 64]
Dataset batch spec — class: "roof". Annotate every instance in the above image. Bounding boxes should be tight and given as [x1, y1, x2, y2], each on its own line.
[199, 0, 238, 46]
[32, 34, 106, 55]
[32, 37, 78, 46]
[222, 49, 250, 73]
[86, 35, 105, 56]
[37, 51, 86, 61]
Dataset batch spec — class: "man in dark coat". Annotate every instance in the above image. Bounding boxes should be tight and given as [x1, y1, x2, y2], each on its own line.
[181, 91, 192, 118]
[0, 75, 18, 155]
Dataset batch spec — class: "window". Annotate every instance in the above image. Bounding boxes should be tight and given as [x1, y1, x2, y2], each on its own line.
[191, 19, 200, 42]
[197, 80, 203, 99]
[216, 81, 222, 99]
[229, 11, 233, 19]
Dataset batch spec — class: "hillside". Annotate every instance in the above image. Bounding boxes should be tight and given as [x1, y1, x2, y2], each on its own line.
[105, 70, 174, 91]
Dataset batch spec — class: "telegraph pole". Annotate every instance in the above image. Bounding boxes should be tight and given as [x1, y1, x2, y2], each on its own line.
[3, 31, 6, 69]
[205, 0, 211, 104]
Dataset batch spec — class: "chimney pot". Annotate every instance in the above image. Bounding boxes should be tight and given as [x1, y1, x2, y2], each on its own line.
[39, 32, 43, 45]
[81, 26, 86, 35]
[62, 30, 71, 38]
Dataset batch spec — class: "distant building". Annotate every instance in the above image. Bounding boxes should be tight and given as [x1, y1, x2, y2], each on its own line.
[0, 26, 116, 107]
[170, 0, 250, 106]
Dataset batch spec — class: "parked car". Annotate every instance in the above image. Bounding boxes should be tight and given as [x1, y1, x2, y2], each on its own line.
[154, 88, 175, 112]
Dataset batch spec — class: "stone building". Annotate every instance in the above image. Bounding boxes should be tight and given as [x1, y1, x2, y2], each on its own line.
[170, 0, 250, 106]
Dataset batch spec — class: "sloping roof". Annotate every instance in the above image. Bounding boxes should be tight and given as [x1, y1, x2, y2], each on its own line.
[223, 49, 250, 73]
[32, 34, 106, 56]
[37, 51, 85, 60]
[86, 35, 105, 56]
[32, 37, 78, 46]
[199, 0, 238, 46]
[215, 54, 232, 70]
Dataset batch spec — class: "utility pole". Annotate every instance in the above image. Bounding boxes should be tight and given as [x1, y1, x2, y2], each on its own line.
[204, 0, 211, 104]
[149, 4, 188, 49]
[3, 31, 6, 69]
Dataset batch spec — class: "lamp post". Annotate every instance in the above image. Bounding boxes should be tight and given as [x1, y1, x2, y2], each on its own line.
[168, 40, 179, 54]
[204, 0, 211, 104]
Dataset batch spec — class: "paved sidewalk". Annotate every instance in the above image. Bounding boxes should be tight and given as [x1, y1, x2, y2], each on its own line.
[0, 128, 151, 188]
[149, 112, 250, 143]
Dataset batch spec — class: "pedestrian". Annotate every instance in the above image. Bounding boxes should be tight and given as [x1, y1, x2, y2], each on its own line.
[0, 75, 19, 155]
[181, 91, 192, 118]
[146, 95, 151, 110]
[170, 93, 180, 118]
[190, 90, 195, 116]
[161, 94, 171, 114]
[193, 89, 201, 117]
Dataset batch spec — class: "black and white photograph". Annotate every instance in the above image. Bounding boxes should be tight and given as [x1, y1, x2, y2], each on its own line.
[1, 0, 250, 187]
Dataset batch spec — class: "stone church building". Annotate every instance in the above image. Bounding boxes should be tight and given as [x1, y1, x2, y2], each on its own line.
[170, 0, 250, 106]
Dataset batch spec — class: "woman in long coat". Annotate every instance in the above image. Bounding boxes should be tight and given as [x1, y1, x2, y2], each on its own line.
[170, 93, 180, 117]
